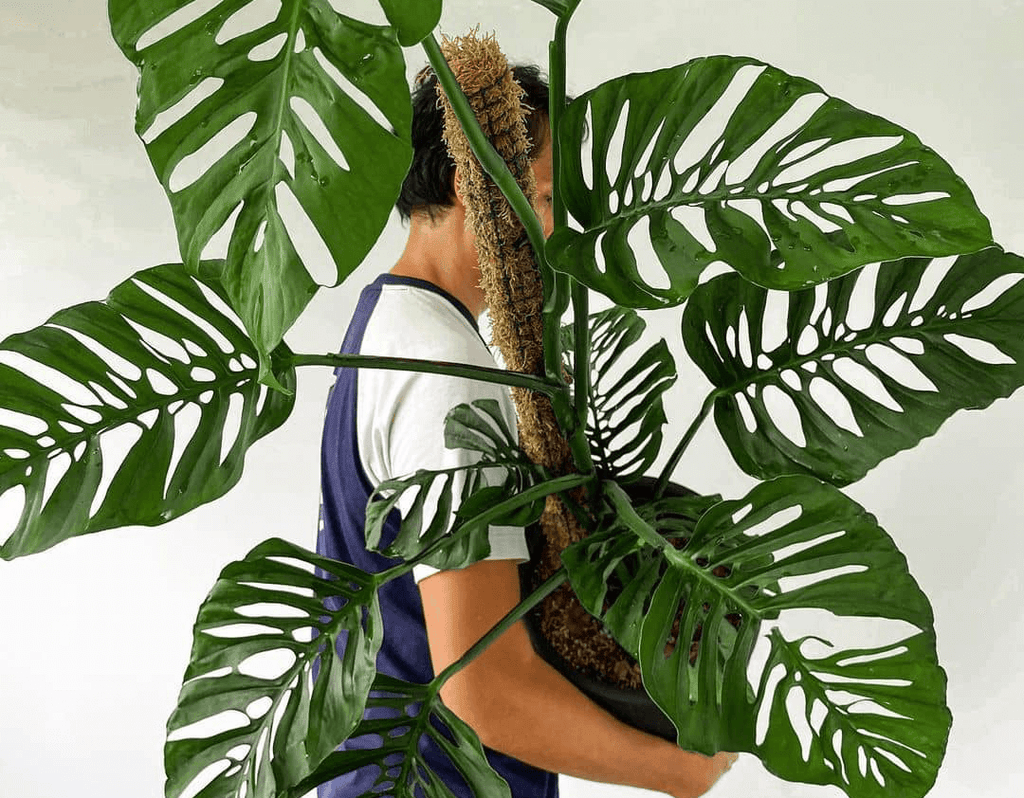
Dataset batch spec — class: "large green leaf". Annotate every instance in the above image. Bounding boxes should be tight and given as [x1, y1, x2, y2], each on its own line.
[548, 56, 992, 307]
[0, 262, 294, 560]
[683, 247, 1024, 484]
[289, 674, 511, 798]
[562, 307, 676, 482]
[563, 477, 948, 798]
[377, 0, 441, 46]
[365, 400, 544, 570]
[108, 0, 413, 367]
[165, 538, 382, 798]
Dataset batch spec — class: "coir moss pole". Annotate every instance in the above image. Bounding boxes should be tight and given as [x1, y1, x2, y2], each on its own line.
[434, 30, 641, 689]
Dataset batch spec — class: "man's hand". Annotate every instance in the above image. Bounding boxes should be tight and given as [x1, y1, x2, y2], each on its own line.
[668, 751, 738, 798]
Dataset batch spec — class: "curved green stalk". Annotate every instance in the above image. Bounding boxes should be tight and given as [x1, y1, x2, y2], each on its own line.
[432, 568, 569, 692]
[287, 352, 561, 395]
[654, 390, 721, 498]
[549, 7, 595, 474]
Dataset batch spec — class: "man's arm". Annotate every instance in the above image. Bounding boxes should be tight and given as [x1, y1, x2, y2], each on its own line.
[419, 559, 737, 798]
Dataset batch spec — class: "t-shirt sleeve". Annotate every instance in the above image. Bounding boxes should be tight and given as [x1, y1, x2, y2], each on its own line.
[356, 295, 529, 583]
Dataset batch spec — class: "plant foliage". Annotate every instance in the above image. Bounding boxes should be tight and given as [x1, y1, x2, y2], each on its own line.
[561, 307, 676, 482]
[548, 56, 992, 308]
[108, 0, 414, 370]
[684, 247, 1024, 483]
[166, 538, 382, 798]
[0, 262, 294, 559]
[564, 477, 949, 798]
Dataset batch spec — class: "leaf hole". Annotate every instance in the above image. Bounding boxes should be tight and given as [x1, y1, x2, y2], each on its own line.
[0, 349, 99, 407]
[832, 356, 903, 412]
[203, 622, 284, 638]
[962, 272, 1024, 313]
[881, 191, 950, 206]
[776, 564, 869, 593]
[604, 98, 631, 187]
[944, 334, 1015, 365]
[235, 602, 308, 619]
[168, 112, 258, 193]
[727, 96, 828, 185]
[164, 401, 203, 498]
[88, 422, 144, 517]
[216, 0, 281, 45]
[785, 685, 813, 762]
[248, 31, 288, 61]
[237, 648, 297, 679]
[733, 392, 757, 433]
[168, 709, 250, 742]
[220, 391, 246, 464]
[808, 377, 863, 436]
[275, 181, 338, 285]
[907, 255, 958, 313]
[742, 505, 803, 539]
[135, 0, 222, 50]
[865, 344, 938, 392]
[142, 77, 225, 145]
[311, 46, 393, 135]
[775, 136, 903, 187]
[754, 663, 788, 745]
[290, 95, 351, 172]
[673, 64, 764, 180]
[762, 384, 806, 447]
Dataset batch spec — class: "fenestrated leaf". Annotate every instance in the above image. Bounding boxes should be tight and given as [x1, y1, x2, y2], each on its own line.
[548, 56, 992, 308]
[288, 675, 511, 798]
[0, 262, 294, 560]
[562, 307, 676, 482]
[108, 0, 413, 367]
[165, 538, 382, 798]
[563, 476, 949, 798]
[683, 247, 1024, 484]
[365, 399, 543, 569]
[377, 0, 441, 46]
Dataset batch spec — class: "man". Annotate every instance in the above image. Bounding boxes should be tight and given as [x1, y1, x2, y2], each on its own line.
[316, 63, 736, 797]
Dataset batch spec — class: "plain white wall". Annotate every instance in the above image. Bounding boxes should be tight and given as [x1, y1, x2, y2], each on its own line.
[1, 1, 1022, 796]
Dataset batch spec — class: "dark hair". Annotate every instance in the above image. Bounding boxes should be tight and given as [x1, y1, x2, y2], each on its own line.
[396, 63, 560, 224]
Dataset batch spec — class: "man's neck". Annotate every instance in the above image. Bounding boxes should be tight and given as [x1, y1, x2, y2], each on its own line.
[391, 210, 485, 317]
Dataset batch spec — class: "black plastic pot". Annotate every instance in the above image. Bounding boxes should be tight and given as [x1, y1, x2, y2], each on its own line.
[519, 477, 699, 743]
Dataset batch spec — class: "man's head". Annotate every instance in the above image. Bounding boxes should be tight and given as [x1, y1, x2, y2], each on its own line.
[395, 64, 555, 226]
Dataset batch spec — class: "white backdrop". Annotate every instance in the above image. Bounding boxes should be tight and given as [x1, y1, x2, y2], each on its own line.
[1, 1, 1022, 797]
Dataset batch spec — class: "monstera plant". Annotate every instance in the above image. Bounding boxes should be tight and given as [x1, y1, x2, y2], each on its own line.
[1, 1, 1021, 797]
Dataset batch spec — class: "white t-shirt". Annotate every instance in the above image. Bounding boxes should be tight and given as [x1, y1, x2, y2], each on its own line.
[354, 275, 529, 581]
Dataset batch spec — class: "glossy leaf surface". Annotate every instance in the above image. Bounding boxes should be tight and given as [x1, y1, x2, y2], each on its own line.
[166, 538, 382, 798]
[108, 0, 413, 365]
[564, 476, 948, 798]
[364, 399, 542, 569]
[0, 262, 294, 560]
[291, 675, 511, 798]
[684, 248, 1024, 483]
[377, 0, 441, 46]
[562, 307, 676, 481]
[548, 56, 992, 307]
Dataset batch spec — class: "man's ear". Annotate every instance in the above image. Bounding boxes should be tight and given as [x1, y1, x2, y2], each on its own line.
[451, 166, 467, 209]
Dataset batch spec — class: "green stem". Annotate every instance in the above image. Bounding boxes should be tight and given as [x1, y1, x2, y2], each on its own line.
[287, 352, 561, 396]
[422, 34, 548, 270]
[604, 480, 668, 551]
[548, 9, 595, 474]
[654, 391, 720, 498]
[432, 568, 569, 692]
